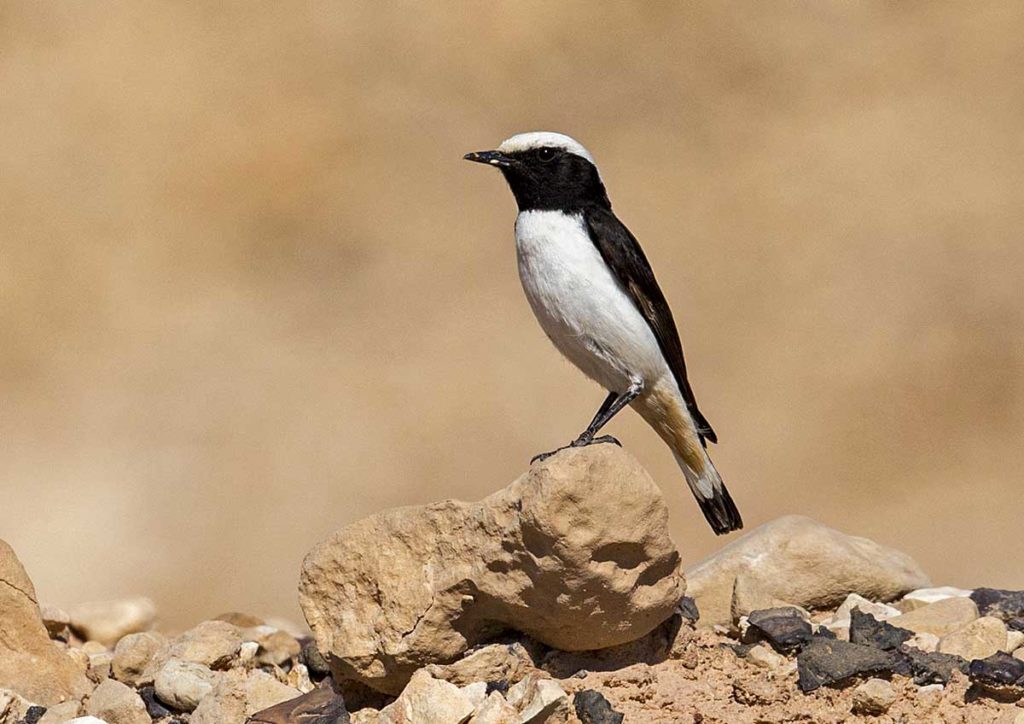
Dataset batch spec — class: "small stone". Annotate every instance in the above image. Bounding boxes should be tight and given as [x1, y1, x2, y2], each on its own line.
[37, 701, 82, 724]
[425, 643, 535, 688]
[66, 718, 110, 724]
[1006, 630, 1024, 652]
[137, 686, 171, 720]
[190, 669, 301, 724]
[40, 605, 72, 641]
[1014, 649, 1024, 663]
[379, 670, 474, 724]
[168, 620, 242, 669]
[899, 587, 974, 611]
[285, 664, 314, 694]
[678, 596, 700, 623]
[796, 637, 896, 692]
[84, 678, 150, 724]
[906, 632, 940, 652]
[111, 632, 165, 687]
[851, 678, 897, 715]
[897, 647, 968, 685]
[574, 689, 624, 724]
[835, 594, 901, 623]
[248, 626, 302, 667]
[0, 689, 37, 723]
[505, 674, 567, 723]
[87, 651, 114, 682]
[299, 639, 331, 679]
[1009, 618, 1024, 633]
[239, 641, 259, 665]
[967, 652, 1024, 694]
[247, 686, 349, 724]
[69, 598, 156, 648]
[938, 616, 1008, 661]
[746, 608, 813, 653]
[468, 691, 518, 724]
[890, 597, 979, 637]
[351, 710, 381, 724]
[731, 573, 802, 623]
[849, 608, 913, 651]
[971, 589, 1024, 622]
[460, 682, 488, 709]
[81, 641, 107, 655]
[214, 611, 265, 628]
[917, 683, 944, 695]
[153, 659, 218, 712]
[745, 644, 785, 670]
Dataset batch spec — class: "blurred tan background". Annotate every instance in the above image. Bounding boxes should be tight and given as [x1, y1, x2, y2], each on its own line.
[2, 2, 1022, 629]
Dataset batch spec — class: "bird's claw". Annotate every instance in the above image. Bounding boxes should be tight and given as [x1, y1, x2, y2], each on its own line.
[530, 434, 622, 464]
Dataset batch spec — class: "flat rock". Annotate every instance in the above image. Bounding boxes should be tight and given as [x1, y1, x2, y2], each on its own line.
[248, 685, 349, 723]
[300, 446, 684, 694]
[849, 608, 913, 651]
[851, 678, 896, 716]
[938, 616, 1007, 661]
[84, 678, 149, 724]
[168, 620, 242, 669]
[890, 596, 979, 637]
[899, 586, 973, 611]
[573, 689, 624, 724]
[745, 608, 812, 653]
[796, 637, 896, 692]
[378, 670, 474, 724]
[0, 539, 92, 705]
[190, 669, 300, 724]
[69, 597, 156, 648]
[971, 588, 1024, 622]
[685, 515, 930, 627]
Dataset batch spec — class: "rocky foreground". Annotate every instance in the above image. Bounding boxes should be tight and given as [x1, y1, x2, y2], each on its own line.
[2, 446, 1024, 723]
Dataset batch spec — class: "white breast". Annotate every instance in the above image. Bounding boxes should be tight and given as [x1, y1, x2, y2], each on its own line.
[514, 210, 670, 392]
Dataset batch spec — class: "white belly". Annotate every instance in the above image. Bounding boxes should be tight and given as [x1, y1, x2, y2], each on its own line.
[514, 210, 670, 392]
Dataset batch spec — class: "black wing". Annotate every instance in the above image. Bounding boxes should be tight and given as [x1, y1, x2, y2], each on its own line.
[583, 206, 717, 446]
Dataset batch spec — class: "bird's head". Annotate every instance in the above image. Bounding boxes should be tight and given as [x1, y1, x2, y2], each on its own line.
[464, 131, 610, 212]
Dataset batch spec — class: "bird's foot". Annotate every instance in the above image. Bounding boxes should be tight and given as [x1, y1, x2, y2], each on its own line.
[530, 434, 621, 464]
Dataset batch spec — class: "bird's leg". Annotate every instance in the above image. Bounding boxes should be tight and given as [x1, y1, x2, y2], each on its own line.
[531, 380, 643, 464]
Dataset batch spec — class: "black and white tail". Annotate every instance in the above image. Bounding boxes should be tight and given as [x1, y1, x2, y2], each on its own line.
[675, 448, 743, 535]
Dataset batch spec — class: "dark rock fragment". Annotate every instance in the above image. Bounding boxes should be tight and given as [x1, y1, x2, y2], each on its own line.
[967, 651, 1024, 696]
[677, 596, 700, 623]
[796, 637, 896, 692]
[299, 638, 331, 680]
[486, 679, 510, 695]
[1008, 617, 1024, 632]
[747, 608, 813, 653]
[574, 689, 625, 724]
[896, 646, 968, 685]
[248, 685, 350, 724]
[970, 588, 1024, 621]
[139, 685, 172, 719]
[849, 608, 913, 651]
[23, 706, 46, 724]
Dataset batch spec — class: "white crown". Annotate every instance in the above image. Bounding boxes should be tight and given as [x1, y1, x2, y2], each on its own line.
[497, 131, 595, 165]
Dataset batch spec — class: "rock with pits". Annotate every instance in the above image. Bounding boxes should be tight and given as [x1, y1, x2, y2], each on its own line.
[686, 515, 930, 627]
[0, 539, 92, 705]
[300, 446, 684, 693]
[796, 637, 896, 692]
[69, 597, 156, 647]
[574, 689, 624, 724]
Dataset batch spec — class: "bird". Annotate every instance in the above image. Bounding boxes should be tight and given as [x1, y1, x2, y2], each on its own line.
[464, 131, 742, 535]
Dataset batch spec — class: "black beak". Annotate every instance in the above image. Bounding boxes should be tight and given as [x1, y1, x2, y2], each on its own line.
[463, 150, 513, 168]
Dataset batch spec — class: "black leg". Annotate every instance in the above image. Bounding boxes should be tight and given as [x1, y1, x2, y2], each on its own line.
[531, 381, 643, 464]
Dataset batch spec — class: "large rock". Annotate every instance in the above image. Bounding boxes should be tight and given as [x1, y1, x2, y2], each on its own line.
[300, 446, 684, 694]
[0, 539, 92, 705]
[685, 516, 930, 627]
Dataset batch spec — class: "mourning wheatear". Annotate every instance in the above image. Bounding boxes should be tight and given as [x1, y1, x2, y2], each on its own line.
[465, 131, 741, 534]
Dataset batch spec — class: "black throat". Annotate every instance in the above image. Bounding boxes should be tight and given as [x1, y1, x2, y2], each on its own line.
[500, 151, 611, 213]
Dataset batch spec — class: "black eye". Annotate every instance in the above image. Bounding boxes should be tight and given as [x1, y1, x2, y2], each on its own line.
[537, 147, 556, 162]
